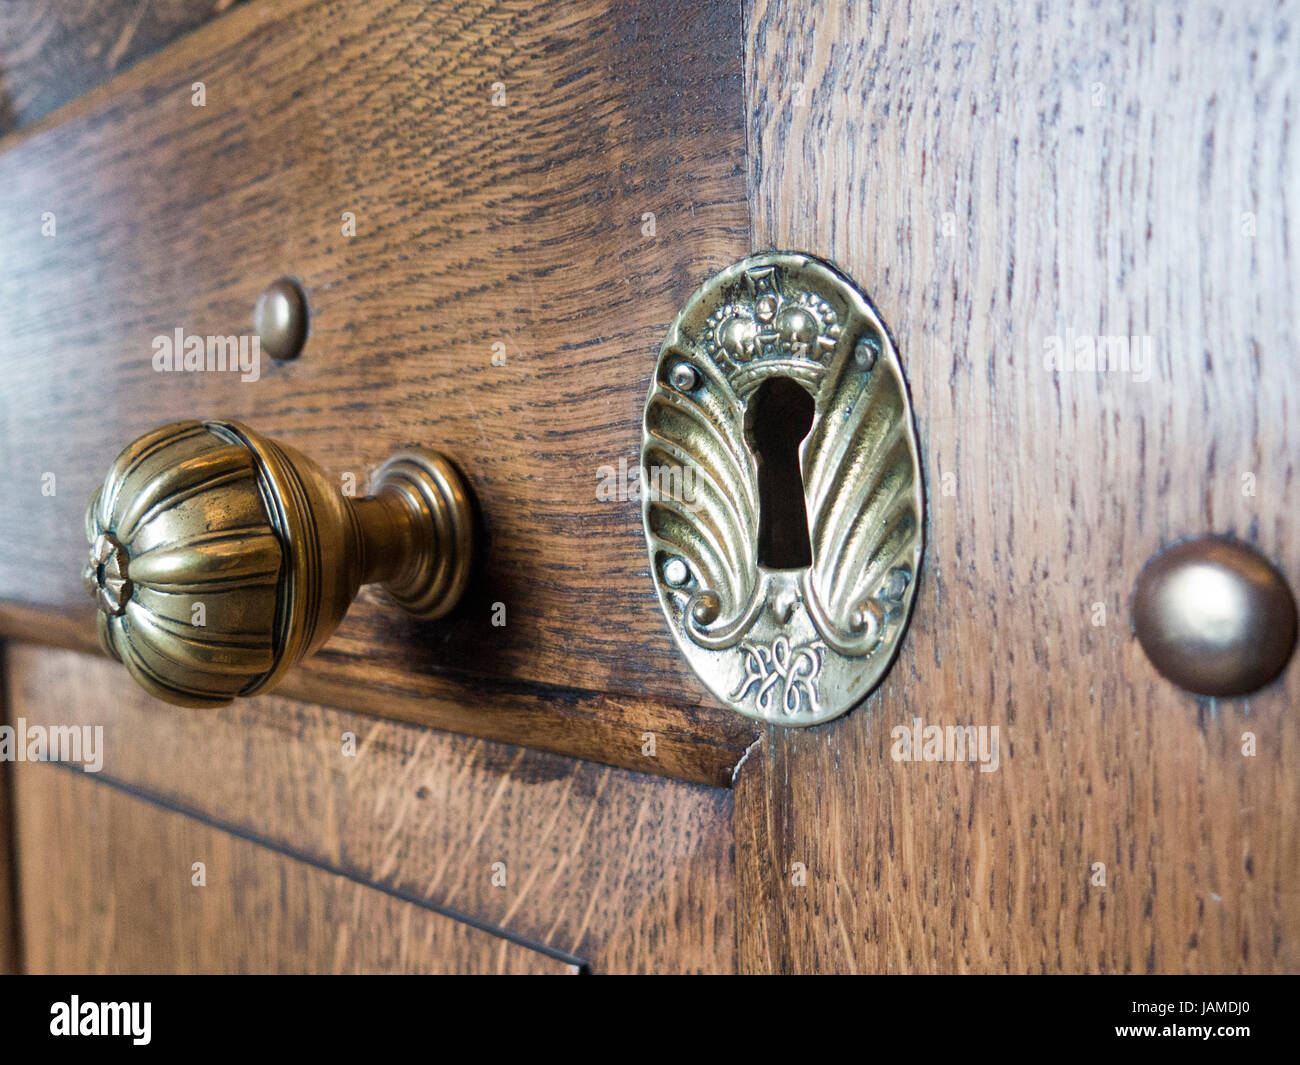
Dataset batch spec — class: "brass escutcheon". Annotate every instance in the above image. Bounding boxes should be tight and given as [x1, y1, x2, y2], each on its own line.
[642, 252, 924, 726]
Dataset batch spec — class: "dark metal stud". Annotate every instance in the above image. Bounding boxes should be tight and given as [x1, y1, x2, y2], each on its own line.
[253, 277, 308, 361]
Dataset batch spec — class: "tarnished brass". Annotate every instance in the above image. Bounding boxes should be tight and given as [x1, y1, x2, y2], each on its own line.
[84, 420, 474, 707]
[1133, 535, 1297, 696]
[642, 252, 923, 727]
[253, 278, 308, 361]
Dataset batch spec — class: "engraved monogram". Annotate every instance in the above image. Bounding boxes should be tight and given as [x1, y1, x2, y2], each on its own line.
[731, 636, 824, 718]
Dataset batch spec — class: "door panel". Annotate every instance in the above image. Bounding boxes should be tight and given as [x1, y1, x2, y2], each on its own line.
[5, 643, 735, 974]
[15, 766, 578, 974]
[0, 0, 753, 780]
[0, 1, 243, 136]
[735, 0, 1300, 973]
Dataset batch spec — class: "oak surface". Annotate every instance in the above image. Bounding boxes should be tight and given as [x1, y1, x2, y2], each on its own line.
[5, 0, 1297, 977]
[7, 643, 737, 974]
[0, 0, 756, 779]
[0, 0, 246, 136]
[735, 0, 1300, 973]
[0, 600, 751, 787]
[14, 764, 576, 974]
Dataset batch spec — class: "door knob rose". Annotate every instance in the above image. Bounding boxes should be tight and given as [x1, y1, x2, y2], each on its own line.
[84, 420, 474, 707]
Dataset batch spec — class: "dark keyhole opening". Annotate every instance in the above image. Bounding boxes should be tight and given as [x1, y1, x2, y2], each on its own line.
[745, 376, 815, 569]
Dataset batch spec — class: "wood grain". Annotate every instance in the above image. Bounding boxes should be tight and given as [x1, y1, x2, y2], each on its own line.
[14, 764, 576, 974]
[0, 0, 747, 692]
[0, 1, 247, 136]
[736, 0, 1300, 973]
[0, 600, 752, 787]
[7, 642, 737, 974]
[0, 0, 757, 778]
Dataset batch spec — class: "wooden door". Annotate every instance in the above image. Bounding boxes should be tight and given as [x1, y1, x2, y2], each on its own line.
[0, 0, 1295, 974]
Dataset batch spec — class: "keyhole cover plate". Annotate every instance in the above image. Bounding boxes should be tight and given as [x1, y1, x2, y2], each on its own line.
[641, 252, 924, 727]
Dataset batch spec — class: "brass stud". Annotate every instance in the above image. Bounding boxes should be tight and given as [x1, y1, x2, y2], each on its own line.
[253, 277, 308, 361]
[1132, 535, 1297, 697]
[691, 591, 722, 626]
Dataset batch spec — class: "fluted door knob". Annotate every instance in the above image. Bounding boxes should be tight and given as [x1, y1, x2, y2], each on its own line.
[84, 420, 474, 707]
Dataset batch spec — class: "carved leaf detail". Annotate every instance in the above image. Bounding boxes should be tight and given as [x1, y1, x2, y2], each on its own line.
[643, 349, 760, 631]
[803, 329, 920, 649]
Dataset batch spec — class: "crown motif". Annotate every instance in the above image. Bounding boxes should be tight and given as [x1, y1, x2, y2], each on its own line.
[700, 265, 841, 397]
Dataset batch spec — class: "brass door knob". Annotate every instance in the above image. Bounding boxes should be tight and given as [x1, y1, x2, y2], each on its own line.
[84, 420, 474, 707]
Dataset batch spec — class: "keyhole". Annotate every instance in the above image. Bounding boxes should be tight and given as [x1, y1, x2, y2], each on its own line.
[745, 377, 815, 569]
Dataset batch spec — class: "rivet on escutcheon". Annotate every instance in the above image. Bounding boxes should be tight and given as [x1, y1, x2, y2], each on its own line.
[253, 277, 308, 361]
[1132, 535, 1297, 697]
